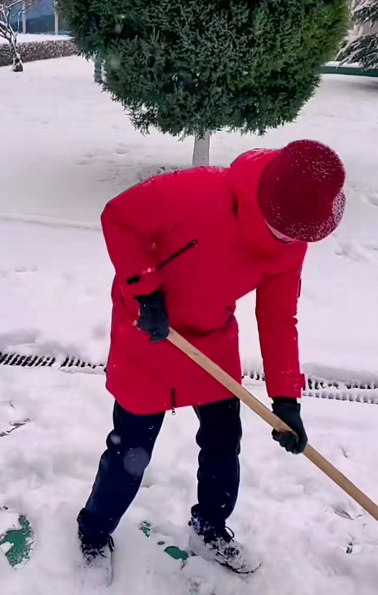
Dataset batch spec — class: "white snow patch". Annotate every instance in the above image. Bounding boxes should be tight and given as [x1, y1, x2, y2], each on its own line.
[0, 509, 20, 535]
[0, 541, 13, 555]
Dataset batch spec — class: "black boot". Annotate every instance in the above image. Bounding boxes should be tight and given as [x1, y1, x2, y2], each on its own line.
[78, 510, 114, 587]
[189, 516, 260, 575]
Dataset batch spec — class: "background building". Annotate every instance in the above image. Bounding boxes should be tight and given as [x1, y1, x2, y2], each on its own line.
[12, 0, 67, 34]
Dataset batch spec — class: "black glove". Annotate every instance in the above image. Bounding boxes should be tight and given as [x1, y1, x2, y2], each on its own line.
[272, 398, 308, 455]
[135, 289, 169, 343]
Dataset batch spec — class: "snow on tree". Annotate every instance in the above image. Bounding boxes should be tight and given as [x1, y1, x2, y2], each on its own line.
[338, 0, 378, 69]
[0, 0, 34, 72]
[56, 1, 349, 166]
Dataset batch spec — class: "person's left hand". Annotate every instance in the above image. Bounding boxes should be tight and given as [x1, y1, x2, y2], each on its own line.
[271, 398, 308, 454]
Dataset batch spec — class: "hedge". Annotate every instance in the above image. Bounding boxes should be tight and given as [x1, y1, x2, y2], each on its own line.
[0, 39, 76, 68]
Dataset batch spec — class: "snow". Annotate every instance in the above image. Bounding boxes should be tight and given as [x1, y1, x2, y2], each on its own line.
[327, 60, 367, 68]
[0, 56, 378, 594]
[0, 34, 70, 45]
[1, 368, 378, 594]
[0, 541, 13, 555]
[0, 509, 20, 536]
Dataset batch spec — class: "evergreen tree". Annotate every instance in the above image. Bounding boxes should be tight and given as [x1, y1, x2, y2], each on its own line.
[57, 0, 348, 165]
[338, 1, 378, 69]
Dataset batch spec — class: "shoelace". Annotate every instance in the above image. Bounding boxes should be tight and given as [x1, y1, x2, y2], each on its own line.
[83, 535, 115, 559]
[220, 526, 235, 543]
[108, 535, 115, 552]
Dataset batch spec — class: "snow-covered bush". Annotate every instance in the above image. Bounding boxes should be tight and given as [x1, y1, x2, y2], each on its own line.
[0, 38, 75, 68]
[338, 1, 378, 69]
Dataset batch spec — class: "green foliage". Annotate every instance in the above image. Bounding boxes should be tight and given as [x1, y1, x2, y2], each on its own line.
[57, 0, 349, 137]
[338, 0, 378, 69]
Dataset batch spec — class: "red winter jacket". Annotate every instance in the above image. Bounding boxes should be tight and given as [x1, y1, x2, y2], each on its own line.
[101, 150, 307, 415]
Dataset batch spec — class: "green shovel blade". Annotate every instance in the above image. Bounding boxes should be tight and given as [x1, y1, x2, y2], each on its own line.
[0, 515, 34, 567]
[139, 521, 190, 562]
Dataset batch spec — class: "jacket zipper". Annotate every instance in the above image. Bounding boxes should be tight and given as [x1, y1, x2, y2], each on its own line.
[171, 389, 176, 416]
[127, 239, 198, 285]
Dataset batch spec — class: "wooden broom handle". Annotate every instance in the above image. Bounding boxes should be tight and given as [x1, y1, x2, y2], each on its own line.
[168, 328, 378, 523]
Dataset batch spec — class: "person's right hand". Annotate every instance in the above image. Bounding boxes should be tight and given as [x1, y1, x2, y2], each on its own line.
[135, 289, 169, 343]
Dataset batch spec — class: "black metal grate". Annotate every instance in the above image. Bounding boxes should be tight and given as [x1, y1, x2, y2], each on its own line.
[247, 370, 378, 405]
[0, 352, 105, 372]
[1, 350, 377, 405]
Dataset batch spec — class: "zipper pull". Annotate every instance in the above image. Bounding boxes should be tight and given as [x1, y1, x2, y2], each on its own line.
[126, 239, 198, 286]
[171, 389, 176, 416]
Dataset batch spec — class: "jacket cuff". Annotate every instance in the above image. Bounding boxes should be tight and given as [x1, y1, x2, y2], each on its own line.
[266, 372, 305, 399]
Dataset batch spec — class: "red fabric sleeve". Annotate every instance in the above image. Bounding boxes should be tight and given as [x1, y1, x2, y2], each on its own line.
[101, 176, 176, 297]
[256, 254, 307, 399]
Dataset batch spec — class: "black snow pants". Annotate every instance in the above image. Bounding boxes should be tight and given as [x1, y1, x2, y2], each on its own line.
[78, 397, 242, 546]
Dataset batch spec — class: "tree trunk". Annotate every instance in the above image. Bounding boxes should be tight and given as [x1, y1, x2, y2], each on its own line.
[94, 55, 103, 83]
[192, 132, 210, 167]
[54, 11, 59, 35]
[12, 58, 23, 72]
[9, 35, 23, 72]
[22, 3, 27, 33]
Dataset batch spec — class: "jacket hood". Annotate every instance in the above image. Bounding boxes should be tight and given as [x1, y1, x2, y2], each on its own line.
[229, 149, 281, 260]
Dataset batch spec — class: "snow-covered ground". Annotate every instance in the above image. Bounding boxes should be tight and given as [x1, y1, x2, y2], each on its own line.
[0, 34, 70, 45]
[1, 57, 378, 594]
[2, 368, 378, 595]
[1, 56, 378, 379]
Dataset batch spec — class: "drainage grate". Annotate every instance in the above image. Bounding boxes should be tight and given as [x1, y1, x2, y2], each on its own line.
[247, 370, 378, 405]
[0, 352, 105, 372]
[1, 351, 377, 405]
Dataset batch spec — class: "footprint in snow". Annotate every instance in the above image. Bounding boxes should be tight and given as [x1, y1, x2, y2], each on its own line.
[76, 149, 107, 166]
[367, 193, 378, 207]
[114, 144, 129, 156]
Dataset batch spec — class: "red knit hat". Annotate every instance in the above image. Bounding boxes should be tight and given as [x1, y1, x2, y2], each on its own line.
[257, 140, 346, 242]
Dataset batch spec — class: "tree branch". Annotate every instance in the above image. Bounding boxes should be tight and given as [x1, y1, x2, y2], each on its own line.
[0, 0, 33, 40]
[0, 0, 32, 10]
